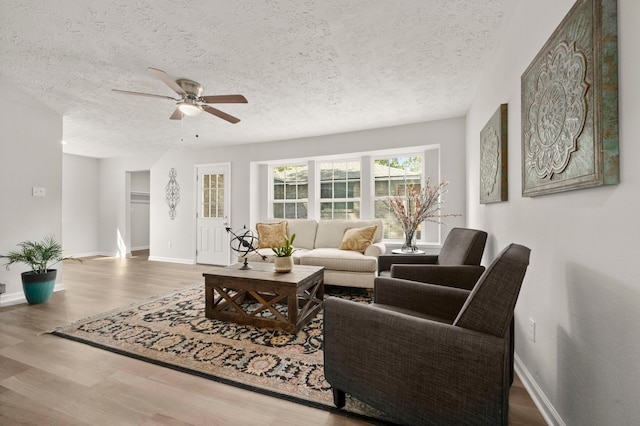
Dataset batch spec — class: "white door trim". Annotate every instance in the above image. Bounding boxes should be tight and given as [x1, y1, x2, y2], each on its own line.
[195, 162, 231, 265]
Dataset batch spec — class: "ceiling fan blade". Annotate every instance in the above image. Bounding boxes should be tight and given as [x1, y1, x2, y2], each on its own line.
[112, 89, 177, 101]
[170, 108, 184, 120]
[148, 67, 187, 96]
[200, 94, 248, 104]
[203, 106, 241, 124]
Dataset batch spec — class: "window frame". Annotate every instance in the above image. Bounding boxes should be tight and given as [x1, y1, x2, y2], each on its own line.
[265, 146, 440, 245]
[270, 163, 309, 219]
[372, 154, 424, 241]
[318, 159, 362, 220]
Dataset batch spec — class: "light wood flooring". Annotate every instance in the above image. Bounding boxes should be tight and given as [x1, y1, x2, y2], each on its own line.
[0, 251, 547, 425]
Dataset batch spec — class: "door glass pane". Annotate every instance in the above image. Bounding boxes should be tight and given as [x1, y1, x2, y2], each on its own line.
[202, 173, 224, 218]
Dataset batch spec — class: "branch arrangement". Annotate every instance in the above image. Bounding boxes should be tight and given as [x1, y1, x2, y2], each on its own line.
[384, 177, 460, 234]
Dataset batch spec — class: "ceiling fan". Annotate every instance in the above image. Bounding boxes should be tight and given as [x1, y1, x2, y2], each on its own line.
[113, 67, 247, 123]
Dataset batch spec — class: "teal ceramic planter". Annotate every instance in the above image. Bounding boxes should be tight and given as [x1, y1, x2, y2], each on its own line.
[21, 269, 57, 304]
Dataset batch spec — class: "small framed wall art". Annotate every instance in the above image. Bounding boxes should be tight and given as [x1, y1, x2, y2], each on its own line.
[480, 104, 508, 204]
[521, 0, 618, 197]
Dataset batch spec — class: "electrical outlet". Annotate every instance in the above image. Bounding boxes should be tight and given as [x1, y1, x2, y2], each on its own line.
[528, 318, 536, 342]
[32, 186, 46, 197]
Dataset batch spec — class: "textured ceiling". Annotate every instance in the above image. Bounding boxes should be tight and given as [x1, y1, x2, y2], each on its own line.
[0, 0, 514, 159]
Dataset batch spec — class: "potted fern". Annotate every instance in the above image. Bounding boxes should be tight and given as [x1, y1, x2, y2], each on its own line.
[272, 233, 296, 273]
[2, 235, 82, 304]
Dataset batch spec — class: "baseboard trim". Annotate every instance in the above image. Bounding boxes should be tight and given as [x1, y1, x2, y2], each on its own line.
[514, 352, 564, 426]
[72, 251, 116, 259]
[148, 256, 195, 265]
[0, 283, 65, 308]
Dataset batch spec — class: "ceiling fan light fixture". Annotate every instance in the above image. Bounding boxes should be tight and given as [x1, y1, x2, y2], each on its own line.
[177, 100, 202, 116]
[113, 68, 245, 123]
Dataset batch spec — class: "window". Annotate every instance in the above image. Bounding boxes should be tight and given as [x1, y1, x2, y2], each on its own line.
[272, 165, 308, 219]
[265, 147, 437, 243]
[202, 173, 225, 218]
[373, 156, 423, 239]
[319, 161, 361, 219]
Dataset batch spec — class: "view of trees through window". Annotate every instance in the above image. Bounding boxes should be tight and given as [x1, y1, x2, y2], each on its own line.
[374, 156, 423, 239]
[270, 153, 426, 240]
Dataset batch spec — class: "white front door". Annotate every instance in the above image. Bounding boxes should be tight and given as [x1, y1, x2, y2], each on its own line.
[196, 164, 230, 265]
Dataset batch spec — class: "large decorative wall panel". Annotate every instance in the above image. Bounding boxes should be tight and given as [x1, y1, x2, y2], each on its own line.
[521, 0, 618, 197]
[480, 104, 508, 204]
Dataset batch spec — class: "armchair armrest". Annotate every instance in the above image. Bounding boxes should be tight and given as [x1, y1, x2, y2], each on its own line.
[377, 253, 438, 274]
[364, 242, 386, 257]
[323, 298, 509, 425]
[374, 276, 469, 321]
[390, 264, 485, 290]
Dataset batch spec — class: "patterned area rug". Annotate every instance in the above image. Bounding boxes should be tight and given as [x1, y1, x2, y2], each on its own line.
[51, 284, 393, 424]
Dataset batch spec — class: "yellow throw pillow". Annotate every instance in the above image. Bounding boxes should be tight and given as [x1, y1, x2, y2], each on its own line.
[256, 221, 288, 249]
[338, 225, 378, 252]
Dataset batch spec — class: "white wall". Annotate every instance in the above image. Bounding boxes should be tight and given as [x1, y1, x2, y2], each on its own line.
[465, 0, 639, 424]
[0, 78, 63, 306]
[130, 170, 150, 193]
[63, 154, 100, 257]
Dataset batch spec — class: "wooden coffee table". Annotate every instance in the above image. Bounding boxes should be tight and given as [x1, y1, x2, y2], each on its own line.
[203, 263, 324, 333]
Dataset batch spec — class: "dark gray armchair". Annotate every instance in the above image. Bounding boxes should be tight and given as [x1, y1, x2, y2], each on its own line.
[324, 243, 531, 426]
[378, 227, 488, 290]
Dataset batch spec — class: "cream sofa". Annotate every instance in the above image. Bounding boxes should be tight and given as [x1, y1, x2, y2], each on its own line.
[244, 219, 386, 289]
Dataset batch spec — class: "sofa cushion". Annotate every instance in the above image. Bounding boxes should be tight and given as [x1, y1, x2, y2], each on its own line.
[315, 219, 384, 248]
[283, 219, 318, 250]
[256, 221, 288, 248]
[338, 225, 378, 252]
[299, 248, 377, 272]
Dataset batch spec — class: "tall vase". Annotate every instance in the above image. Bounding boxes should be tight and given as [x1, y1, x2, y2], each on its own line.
[401, 227, 419, 252]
